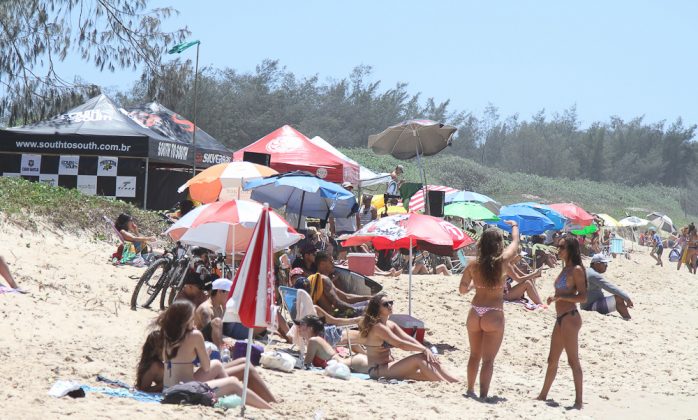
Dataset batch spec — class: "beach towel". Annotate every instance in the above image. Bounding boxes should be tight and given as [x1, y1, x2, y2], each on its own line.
[82, 385, 163, 403]
[307, 274, 324, 304]
[308, 366, 371, 380]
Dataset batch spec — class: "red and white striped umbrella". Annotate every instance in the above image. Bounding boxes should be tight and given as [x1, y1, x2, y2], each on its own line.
[222, 204, 275, 415]
[408, 184, 459, 212]
[165, 200, 302, 253]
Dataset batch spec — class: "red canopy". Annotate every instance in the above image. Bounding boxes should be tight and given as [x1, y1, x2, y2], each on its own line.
[233, 125, 359, 185]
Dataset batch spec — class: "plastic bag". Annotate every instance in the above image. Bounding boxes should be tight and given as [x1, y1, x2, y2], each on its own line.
[259, 351, 295, 372]
[325, 360, 351, 380]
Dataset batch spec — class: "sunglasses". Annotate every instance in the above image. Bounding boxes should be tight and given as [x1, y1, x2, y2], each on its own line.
[382, 300, 394, 308]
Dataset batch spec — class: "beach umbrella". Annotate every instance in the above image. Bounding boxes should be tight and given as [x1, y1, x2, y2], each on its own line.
[647, 212, 677, 234]
[444, 202, 499, 222]
[445, 190, 501, 213]
[342, 213, 473, 316]
[368, 119, 457, 214]
[514, 202, 567, 230]
[597, 213, 620, 228]
[223, 204, 275, 416]
[549, 203, 594, 227]
[177, 162, 278, 203]
[619, 216, 649, 228]
[243, 171, 358, 228]
[497, 205, 556, 235]
[408, 184, 459, 212]
[165, 200, 302, 255]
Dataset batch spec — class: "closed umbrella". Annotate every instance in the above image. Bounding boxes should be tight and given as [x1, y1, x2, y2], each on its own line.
[223, 205, 275, 416]
[549, 203, 594, 227]
[444, 202, 499, 221]
[369, 119, 457, 214]
[177, 162, 278, 203]
[497, 205, 556, 235]
[342, 213, 473, 316]
[445, 190, 501, 214]
[243, 171, 358, 228]
[647, 212, 677, 234]
[514, 202, 567, 231]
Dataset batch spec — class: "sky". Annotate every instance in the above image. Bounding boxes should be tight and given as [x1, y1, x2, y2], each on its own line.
[59, 0, 698, 127]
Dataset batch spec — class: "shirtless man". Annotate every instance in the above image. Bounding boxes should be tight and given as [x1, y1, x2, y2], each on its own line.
[196, 279, 232, 349]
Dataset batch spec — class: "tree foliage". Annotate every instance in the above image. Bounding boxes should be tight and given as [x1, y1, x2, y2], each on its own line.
[0, 0, 187, 125]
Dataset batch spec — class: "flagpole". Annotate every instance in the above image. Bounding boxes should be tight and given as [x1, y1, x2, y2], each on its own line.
[192, 42, 200, 175]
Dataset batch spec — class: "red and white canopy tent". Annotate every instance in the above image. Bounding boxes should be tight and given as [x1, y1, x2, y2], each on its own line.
[233, 125, 359, 185]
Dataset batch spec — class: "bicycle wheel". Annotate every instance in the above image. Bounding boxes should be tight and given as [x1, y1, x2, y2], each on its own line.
[160, 262, 186, 310]
[131, 258, 170, 310]
[166, 270, 186, 308]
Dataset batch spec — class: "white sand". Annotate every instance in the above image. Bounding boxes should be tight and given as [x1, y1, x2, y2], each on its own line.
[1, 220, 696, 419]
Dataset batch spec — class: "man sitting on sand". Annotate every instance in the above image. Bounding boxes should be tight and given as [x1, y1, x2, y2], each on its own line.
[196, 278, 232, 349]
[581, 254, 633, 320]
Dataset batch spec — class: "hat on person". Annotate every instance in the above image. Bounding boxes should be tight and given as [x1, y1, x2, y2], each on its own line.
[289, 267, 305, 278]
[211, 278, 232, 292]
[293, 276, 310, 291]
[591, 253, 611, 264]
[395, 164, 404, 172]
[183, 273, 207, 289]
[342, 181, 353, 189]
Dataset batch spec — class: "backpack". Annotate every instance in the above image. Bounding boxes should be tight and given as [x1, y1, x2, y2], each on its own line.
[161, 381, 216, 406]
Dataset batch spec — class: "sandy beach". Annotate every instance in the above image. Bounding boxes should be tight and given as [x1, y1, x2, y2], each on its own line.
[1, 220, 696, 419]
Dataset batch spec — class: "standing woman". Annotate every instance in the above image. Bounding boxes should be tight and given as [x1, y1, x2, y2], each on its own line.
[686, 223, 698, 274]
[459, 220, 520, 400]
[537, 236, 588, 409]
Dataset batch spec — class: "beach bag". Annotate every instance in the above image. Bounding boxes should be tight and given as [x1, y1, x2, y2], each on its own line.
[161, 381, 216, 406]
[669, 248, 681, 262]
[260, 351, 295, 372]
[233, 340, 264, 366]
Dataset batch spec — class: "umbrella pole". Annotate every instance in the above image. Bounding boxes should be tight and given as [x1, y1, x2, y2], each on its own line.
[408, 237, 413, 317]
[240, 328, 254, 417]
[297, 191, 306, 230]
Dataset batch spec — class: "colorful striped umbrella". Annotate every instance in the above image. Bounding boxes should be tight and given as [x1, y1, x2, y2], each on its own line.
[177, 161, 278, 203]
[223, 204, 275, 415]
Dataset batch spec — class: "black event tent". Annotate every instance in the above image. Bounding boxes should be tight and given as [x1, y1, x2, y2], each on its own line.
[0, 94, 233, 209]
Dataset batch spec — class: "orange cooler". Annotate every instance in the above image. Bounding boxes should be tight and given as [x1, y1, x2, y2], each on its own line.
[389, 314, 425, 343]
[347, 253, 375, 276]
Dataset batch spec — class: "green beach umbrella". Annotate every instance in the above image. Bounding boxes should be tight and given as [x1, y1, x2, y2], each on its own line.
[445, 202, 499, 221]
[571, 223, 598, 236]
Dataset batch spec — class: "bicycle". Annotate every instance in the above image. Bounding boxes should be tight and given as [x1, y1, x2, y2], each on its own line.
[161, 251, 235, 310]
[158, 247, 193, 310]
[130, 242, 186, 310]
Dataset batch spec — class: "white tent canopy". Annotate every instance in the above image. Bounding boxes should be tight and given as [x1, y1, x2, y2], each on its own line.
[310, 136, 390, 187]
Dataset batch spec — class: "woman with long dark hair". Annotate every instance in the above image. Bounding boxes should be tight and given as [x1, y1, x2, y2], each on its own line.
[536, 236, 588, 409]
[458, 220, 519, 400]
[158, 300, 271, 409]
[360, 293, 459, 382]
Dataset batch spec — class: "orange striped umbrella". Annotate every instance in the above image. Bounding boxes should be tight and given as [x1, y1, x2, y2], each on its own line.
[177, 162, 278, 203]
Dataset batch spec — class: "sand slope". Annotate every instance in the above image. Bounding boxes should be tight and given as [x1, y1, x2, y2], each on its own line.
[1, 221, 696, 419]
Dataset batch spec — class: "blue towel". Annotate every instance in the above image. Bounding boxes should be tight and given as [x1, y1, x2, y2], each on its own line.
[81, 386, 163, 403]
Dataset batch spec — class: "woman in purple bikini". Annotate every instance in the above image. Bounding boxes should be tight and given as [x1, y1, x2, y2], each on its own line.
[537, 236, 587, 409]
[459, 220, 519, 400]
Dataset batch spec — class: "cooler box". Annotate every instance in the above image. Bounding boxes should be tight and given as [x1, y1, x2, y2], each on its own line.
[389, 314, 425, 343]
[348, 253, 375, 276]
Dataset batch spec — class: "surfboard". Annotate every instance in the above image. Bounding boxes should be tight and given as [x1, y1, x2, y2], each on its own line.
[333, 266, 383, 296]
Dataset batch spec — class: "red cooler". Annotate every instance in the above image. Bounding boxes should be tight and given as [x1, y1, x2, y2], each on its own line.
[389, 314, 425, 343]
[348, 253, 375, 276]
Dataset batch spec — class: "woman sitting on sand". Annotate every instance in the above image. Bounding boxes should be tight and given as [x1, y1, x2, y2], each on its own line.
[359, 293, 459, 382]
[115, 213, 156, 253]
[536, 236, 587, 410]
[135, 329, 277, 403]
[299, 315, 368, 372]
[458, 220, 519, 400]
[158, 300, 272, 409]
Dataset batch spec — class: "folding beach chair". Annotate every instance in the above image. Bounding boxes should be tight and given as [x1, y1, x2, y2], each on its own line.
[103, 215, 125, 244]
[450, 249, 471, 274]
[610, 237, 625, 257]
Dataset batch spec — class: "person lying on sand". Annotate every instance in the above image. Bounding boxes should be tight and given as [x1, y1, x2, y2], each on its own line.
[158, 300, 272, 409]
[299, 315, 368, 372]
[581, 254, 633, 320]
[360, 293, 459, 382]
[135, 329, 276, 403]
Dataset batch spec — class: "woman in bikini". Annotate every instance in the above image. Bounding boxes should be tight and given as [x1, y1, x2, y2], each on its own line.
[115, 213, 156, 253]
[503, 253, 544, 306]
[536, 236, 588, 410]
[686, 223, 698, 274]
[458, 220, 519, 400]
[360, 293, 459, 382]
[299, 315, 368, 372]
[158, 300, 272, 409]
[135, 329, 277, 403]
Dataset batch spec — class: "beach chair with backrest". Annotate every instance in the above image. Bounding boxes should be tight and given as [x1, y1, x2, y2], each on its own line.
[610, 237, 625, 257]
[103, 215, 125, 244]
[450, 249, 471, 274]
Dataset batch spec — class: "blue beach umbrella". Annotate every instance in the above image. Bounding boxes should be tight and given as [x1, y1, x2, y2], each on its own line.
[514, 202, 567, 230]
[243, 171, 358, 228]
[497, 205, 556, 235]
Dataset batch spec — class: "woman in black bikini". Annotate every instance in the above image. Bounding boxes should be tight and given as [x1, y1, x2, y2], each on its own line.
[359, 293, 459, 382]
[459, 220, 519, 400]
[537, 236, 587, 410]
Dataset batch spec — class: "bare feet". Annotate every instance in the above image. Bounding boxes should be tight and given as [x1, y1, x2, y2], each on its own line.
[573, 401, 583, 410]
